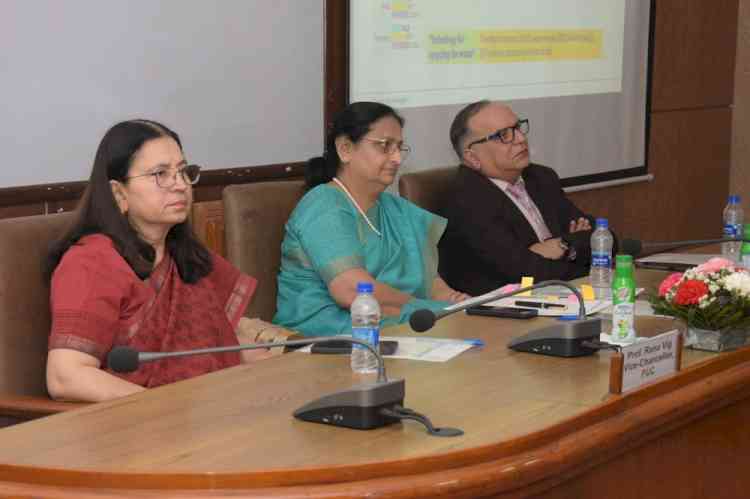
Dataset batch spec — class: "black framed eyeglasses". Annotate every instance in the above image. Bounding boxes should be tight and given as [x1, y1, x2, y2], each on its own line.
[124, 164, 201, 189]
[362, 137, 412, 160]
[467, 119, 530, 149]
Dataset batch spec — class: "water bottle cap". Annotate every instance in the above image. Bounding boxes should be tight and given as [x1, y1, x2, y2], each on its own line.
[356, 282, 374, 293]
[729, 195, 741, 204]
[595, 218, 608, 228]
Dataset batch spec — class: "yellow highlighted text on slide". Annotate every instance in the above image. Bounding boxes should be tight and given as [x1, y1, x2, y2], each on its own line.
[426, 29, 603, 64]
[390, 32, 411, 43]
[391, 1, 410, 13]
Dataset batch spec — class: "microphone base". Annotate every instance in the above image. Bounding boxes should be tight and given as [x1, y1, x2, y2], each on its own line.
[508, 318, 602, 357]
[293, 379, 405, 430]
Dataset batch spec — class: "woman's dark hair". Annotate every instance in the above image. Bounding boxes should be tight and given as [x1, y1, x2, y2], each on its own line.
[46, 119, 212, 283]
[305, 101, 404, 189]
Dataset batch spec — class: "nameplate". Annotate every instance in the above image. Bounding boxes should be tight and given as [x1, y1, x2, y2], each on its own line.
[620, 329, 681, 393]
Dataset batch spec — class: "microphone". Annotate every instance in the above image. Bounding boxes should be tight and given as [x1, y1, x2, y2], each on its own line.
[409, 280, 601, 358]
[107, 337, 463, 436]
[621, 236, 748, 257]
[109, 337, 388, 382]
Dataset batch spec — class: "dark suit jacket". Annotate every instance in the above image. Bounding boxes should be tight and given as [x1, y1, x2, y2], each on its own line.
[439, 164, 596, 296]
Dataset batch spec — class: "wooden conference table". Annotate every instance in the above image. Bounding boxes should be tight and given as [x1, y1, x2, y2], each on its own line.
[1, 270, 750, 498]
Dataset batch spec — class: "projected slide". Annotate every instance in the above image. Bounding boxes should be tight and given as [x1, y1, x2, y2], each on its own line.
[351, 1, 626, 108]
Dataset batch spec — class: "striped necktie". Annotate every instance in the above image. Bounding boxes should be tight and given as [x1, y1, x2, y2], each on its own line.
[506, 180, 552, 242]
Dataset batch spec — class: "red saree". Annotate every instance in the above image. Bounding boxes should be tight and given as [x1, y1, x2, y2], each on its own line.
[49, 234, 257, 387]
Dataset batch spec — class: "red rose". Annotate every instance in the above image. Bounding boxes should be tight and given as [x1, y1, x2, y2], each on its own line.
[658, 272, 683, 296]
[673, 279, 709, 306]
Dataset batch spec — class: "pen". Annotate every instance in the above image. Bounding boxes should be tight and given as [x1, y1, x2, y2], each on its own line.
[464, 338, 485, 347]
[514, 300, 567, 309]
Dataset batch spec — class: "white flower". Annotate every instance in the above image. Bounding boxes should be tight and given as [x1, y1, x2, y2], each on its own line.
[722, 272, 750, 298]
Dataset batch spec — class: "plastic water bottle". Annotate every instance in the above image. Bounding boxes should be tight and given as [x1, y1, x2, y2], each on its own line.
[611, 254, 636, 344]
[350, 282, 381, 374]
[722, 195, 744, 261]
[589, 218, 614, 289]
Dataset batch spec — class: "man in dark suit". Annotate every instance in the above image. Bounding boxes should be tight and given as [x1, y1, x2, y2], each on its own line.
[439, 100, 596, 296]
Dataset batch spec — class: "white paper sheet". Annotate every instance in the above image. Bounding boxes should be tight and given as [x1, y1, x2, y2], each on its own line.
[482, 297, 611, 316]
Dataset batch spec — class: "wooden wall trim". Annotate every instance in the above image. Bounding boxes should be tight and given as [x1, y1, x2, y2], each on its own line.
[192, 163, 305, 188]
[324, 0, 348, 129]
[0, 162, 305, 209]
[0, 181, 88, 207]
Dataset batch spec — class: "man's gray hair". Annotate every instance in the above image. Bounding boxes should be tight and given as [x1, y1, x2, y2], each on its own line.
[449, 100, 492, 160]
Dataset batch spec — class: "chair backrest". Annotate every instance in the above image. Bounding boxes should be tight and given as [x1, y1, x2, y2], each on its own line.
[398, 167, 459, 215]
[223, 180, 306, 321]
[0, 212, 73, 397]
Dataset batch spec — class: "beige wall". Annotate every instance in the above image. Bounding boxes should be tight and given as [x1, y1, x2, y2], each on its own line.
[731, 1, 750, 213]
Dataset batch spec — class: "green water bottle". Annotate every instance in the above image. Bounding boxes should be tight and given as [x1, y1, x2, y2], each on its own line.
[741, 223, 750, 268]
[611, 254, 636, 343]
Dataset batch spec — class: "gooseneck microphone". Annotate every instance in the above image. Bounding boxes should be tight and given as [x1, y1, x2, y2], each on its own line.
[621, 236, 749, 257]
[108, 337, 388, 382]
[107, 337, 463, 437]
[409, 280, 602, 358]
[409, 279, 587, 333]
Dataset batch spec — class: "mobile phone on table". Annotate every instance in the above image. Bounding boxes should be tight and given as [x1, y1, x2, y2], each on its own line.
[465, 305, 537, 319]
[310, 340, 398, 355]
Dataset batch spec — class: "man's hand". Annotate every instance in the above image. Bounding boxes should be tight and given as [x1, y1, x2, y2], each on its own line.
[569, 217, 591, 233]
[529, 237, 566, 260]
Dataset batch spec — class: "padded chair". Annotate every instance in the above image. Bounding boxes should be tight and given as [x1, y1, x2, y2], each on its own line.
[398, 166, 459, 215]
[223, 180, 306, 322]
[0, 212, 83, 425]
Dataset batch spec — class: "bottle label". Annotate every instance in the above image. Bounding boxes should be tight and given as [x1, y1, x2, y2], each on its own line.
[612, 303, 635, 341]
[724, 223, 741, 238]
[591, 252, 611, 268]
[612, 282, 635, 304]
[352, 326, 379, 350]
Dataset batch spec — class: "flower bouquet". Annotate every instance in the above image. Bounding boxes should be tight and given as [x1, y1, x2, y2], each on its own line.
[650, 257, 750, 351]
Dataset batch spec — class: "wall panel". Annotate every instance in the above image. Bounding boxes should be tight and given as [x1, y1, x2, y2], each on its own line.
[651, 0, 738, 111]
[730, 1, 750, 209]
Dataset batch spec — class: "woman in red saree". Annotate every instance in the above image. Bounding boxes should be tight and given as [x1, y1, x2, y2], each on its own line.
[46, 120, 291, 402]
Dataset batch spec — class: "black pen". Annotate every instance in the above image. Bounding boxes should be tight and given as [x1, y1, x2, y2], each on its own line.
[514, 300, 567, 309]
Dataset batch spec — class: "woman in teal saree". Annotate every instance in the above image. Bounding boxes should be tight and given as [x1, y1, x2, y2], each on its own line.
[273, 102, 469, 336]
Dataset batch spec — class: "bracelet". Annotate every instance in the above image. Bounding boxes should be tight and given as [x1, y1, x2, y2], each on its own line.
[255, 324, 290, 343]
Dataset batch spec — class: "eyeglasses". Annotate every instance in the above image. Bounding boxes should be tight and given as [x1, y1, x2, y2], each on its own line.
[362, 137, 411, 160]
[124, 164, 201, 189]
[467, 119, 530, 149]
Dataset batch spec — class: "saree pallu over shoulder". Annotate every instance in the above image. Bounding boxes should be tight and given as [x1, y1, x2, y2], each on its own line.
[273, 185, 449, 336]
[49, 234, 257, 387]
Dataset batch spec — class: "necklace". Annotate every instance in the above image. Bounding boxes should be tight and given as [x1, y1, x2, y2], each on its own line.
[332, 177, 382, 237]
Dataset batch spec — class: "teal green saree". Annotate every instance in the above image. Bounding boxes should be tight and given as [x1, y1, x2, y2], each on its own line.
[273, 184, 450, 336]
